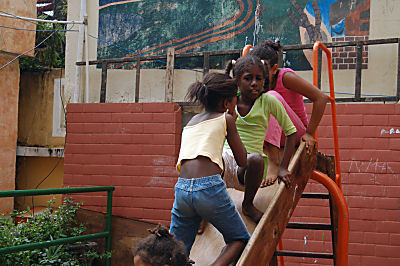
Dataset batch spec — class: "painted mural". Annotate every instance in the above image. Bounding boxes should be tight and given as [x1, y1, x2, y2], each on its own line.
[97, 0, 370, 70]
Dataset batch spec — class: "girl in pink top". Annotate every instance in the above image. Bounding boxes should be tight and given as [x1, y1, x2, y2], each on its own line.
[249, 40, 328, 186]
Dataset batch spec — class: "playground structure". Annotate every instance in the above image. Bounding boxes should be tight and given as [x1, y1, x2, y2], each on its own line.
[190, 42, 349, 265]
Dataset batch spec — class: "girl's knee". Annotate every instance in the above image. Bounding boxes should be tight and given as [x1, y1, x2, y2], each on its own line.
[247, 153, 264, 169]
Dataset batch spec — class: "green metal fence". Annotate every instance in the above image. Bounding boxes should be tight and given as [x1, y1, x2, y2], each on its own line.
[0, 186, 114, 266]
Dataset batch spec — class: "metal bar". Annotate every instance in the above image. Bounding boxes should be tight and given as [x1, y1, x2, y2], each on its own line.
[286, 222, 332, 230]
[0, 186, 115, 197]
[277, 49, 283, 68]
[313, 41, 342, 187]
[100, 62, 108, 103]
[135, 55, 141, 103]
[312, 170, 349, 266]
[318, 49, 322, 89]
[275, 250, 334, 259]
[76, 38, 400, 66]
[283, 38, 399, 51]
[329, 197, 337, 265]
[203, 51, 210, 76]
[355, 42, 363, 101]
[301, 192, 330, 199]
[76, 49, 242, 65]
[105, 190, 113, 266]
[0, 12, 84, 24]
[0, 232, 108, 254]
[312, 96, 398, 103]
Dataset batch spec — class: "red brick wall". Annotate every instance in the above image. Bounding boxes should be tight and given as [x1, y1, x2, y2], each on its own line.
[64, 103, 181, 225]
[332, 36, 369, 70]
[282, 103, 400, 266]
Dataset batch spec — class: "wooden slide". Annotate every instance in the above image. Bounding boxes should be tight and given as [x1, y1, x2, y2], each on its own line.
[190, 142, 317, 265]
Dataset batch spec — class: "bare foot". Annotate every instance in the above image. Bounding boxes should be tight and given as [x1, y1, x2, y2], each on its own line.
[242, 203, 263, 223]
[260, 175, 277, 187]
[262, 156, 279, 187]
[197, 219, 207, 234]
[260, 179, 269, 187]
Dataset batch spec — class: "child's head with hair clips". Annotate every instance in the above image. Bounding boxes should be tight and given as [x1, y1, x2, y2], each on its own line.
[225, 55, 267, 101]
[133, 224, 192, 266]
[185, 72, 238, 112]
[249, 39, 282, 91]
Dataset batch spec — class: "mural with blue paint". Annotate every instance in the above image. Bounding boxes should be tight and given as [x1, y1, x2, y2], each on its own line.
[97, 0, 370, 70]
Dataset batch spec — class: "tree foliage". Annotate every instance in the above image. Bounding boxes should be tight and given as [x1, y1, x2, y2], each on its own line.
[20, 0, 68, 72]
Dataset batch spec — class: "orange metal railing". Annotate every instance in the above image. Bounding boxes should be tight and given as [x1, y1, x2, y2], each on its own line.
[312, 41, 342, 188]
[311, 170, 349, 266]
[312, 41, 348, 266]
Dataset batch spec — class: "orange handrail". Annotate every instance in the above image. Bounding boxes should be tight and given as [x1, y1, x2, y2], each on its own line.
[312, 170, 349, 266]
[242, 44, 253, 56]
[312, 41, 342, 188]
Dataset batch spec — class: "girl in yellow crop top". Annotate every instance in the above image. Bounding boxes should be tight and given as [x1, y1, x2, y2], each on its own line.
[170, 72, 249, 266]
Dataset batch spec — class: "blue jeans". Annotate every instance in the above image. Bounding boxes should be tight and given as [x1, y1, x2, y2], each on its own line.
[170, 174, 250, 255]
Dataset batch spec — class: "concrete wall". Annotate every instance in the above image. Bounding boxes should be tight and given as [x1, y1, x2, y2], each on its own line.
[18, 69, 66, 147]
[0, 0, 36, 56]
[15, 69, 66, 210]
[0, 54, 20, 214]
[0, 0, 37, 215]
[63, 102, 400, 265]
[15, 157, 64, 210]
[65, 0, 400, 104]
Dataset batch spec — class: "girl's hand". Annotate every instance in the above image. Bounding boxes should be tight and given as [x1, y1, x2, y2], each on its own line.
[277, 167, 291, 188]
[301, 133, 316, 154]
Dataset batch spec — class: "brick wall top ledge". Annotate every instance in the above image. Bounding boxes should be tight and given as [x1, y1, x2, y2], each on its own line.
[67, 103, 181, 113]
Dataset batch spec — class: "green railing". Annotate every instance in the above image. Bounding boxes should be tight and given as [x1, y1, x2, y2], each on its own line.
[0, 186, 115, 266]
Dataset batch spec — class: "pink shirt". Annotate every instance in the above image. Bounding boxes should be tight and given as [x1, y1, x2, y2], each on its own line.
[274, 68, 308, 127]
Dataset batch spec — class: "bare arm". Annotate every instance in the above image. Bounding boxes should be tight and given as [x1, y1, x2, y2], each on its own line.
[283, 71, 328, 151]
[226, 113, 247, 167]
[277, 132, 297, 187]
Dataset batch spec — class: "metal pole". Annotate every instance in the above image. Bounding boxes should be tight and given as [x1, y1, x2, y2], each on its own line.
[135, 55, 141, 103]
[355, 41, 363, 101]
[105, 190, 113, 266]
[0, 12, 84, 24]
[84, 15, 89, 103]
[100, 62, 108, 103]
[203, 51, 210, 76]
[73, 0, 86, 102]
[165, 48, 175, 102]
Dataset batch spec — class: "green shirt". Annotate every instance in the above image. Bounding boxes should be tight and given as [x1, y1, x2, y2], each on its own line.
[225, 93, 297, 156]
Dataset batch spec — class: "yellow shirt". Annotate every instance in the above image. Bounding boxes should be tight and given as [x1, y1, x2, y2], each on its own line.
[176, 113, 227, 172]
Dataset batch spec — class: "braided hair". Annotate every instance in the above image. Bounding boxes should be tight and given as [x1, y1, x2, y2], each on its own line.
[248, 39, 281, 91]
[133, 224, 193, 266]
[250, 39, 281, 66]
[185, 72, 238, 111]
[224, 55, 266, 80]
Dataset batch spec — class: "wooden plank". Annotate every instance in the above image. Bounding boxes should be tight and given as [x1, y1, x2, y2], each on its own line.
[165, 48, 174, 102]
[135, 55, 141, 103]
[203, 51, 210, 76]
[237, 142, 317, 265]
[190, 185, 280, 266]
[355, 41, 363, 102]
[189, 142, 317, 265]
[316, 152, 338, 265]
[100, 62, 108, 103]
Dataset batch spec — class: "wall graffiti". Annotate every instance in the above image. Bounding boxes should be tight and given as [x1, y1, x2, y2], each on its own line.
[97, 0, 370, 70]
